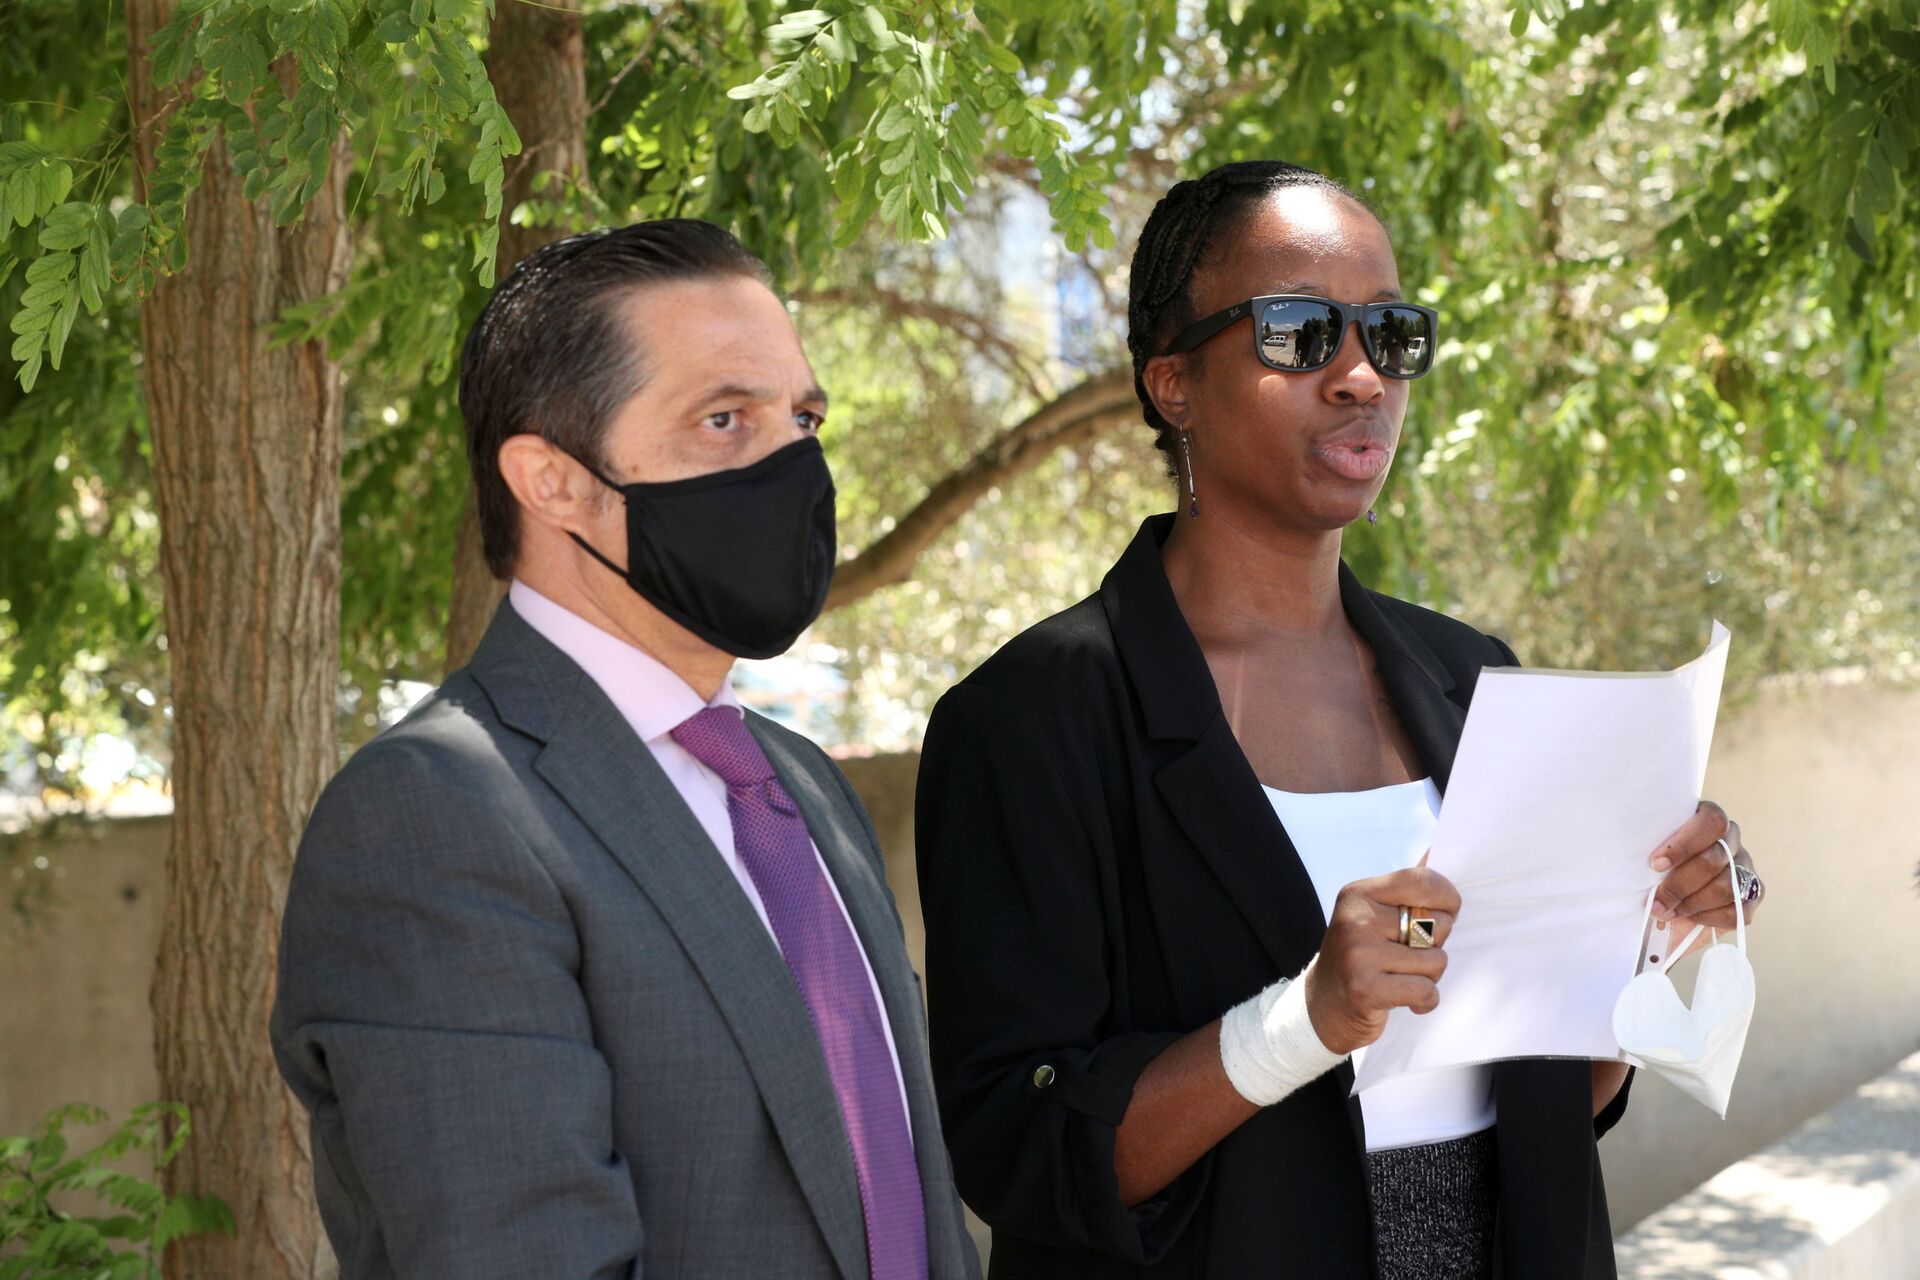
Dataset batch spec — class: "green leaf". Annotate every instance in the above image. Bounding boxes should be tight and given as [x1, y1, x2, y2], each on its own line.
[5, 168, 34, 227]
[48, 291, 79, 369]
[816, 20, 848, 61]
[981, 43, 1023, 75]
[79, 224, 110, 311]
[37, 160, 72, 216]
[24, 251, 75, 284]
[37, 202, 90, 251]
[875, 104, 913, 142]
[204, 28, 271, 104]
[28, 1132, 68, 1174]
[374, 9, 416, 43]
[1858, 144, 1894, 213]
[1510, 7, 1532, 36]
[19, 277, 69, 309]
[766, 9, 830, 41]
[1843, 215, 1875, 263]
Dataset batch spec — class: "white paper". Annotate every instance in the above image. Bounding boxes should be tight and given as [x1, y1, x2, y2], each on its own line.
[1352, 622, 1730, 1095]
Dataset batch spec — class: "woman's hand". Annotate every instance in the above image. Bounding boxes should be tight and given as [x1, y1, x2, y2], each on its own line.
[1649, 800, 1763, 935]
[1305, 865, 1461, 1056]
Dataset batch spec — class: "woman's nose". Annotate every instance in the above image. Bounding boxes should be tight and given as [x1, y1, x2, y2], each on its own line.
[1323, 322, 1385, 403]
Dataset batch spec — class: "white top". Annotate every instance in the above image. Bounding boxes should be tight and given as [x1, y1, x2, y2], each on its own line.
[509, 580, 912, 1134]
[1261, 777, 1495, 1152]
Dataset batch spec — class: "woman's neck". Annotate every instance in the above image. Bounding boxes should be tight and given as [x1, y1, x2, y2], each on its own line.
[1161, 503, 1346, 644]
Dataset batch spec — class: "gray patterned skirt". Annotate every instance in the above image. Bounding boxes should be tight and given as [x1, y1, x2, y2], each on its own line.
[1365, 1127, 1499, 1280]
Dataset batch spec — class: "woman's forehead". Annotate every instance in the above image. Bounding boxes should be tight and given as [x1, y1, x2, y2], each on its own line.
[1197, 187, 1399, 309]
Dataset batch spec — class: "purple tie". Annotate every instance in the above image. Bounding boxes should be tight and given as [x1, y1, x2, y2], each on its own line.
[672, 707, 928, 1280]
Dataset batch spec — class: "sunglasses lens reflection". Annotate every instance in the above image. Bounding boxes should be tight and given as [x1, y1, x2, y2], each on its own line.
[1258, 300, 1343, 369]
[1363, 307, 1433, 377]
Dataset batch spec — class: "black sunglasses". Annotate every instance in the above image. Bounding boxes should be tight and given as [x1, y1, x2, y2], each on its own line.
[1163, 295, 1440, 379]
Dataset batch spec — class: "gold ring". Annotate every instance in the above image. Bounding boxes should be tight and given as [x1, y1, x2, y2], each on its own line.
[1408, 916, 1437, 949]
[1398, 905, 1411, 945]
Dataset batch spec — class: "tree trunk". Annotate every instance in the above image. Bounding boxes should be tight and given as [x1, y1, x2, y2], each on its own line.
[128, 4, 350, 1277]
[443, 0, 589, 674]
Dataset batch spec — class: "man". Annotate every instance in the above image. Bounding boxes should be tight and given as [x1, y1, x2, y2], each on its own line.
[270, 220, 979, 1280]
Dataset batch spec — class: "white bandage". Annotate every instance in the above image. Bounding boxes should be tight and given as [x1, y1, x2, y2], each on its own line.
[1218, 956, 1347, 1107]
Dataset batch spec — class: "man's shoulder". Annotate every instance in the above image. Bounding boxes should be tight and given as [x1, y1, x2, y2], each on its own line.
[744, 709, 855, 797]
[318, 671, 531, 821]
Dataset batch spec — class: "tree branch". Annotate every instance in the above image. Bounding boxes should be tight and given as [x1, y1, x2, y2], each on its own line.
[794, 284, 1053, 403]
[586, 0, 684, 121]
[823, 368, 1138, 612]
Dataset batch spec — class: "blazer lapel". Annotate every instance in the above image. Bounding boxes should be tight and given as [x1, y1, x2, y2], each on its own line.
[1103, 516, 1328, 978]
[1100, 517, 1476, 983]
[1152, 721, 1332, 978]
[752, 719, 973, 1277]
[1336, 563, 1466, 792]
[470, 604, 871, 1280]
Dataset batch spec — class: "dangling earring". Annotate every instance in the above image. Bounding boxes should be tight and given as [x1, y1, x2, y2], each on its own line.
[1181, 431, 1199, 519]
[1366, 507, 1379, 524]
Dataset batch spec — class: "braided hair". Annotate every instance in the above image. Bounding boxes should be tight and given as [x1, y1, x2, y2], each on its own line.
[1126, 161, 1371, 474]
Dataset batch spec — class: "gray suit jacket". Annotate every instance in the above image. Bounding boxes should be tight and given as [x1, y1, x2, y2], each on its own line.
[271, 601, 980, 1280]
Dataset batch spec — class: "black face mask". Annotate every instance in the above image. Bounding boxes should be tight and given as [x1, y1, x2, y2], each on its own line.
[568, 437, 837, 660]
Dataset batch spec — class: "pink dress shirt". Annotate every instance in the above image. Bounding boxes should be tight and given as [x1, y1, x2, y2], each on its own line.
[508, 581, 912, 1128]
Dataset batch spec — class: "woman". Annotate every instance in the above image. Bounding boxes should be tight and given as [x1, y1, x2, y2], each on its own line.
[914, 160, 1765, 1279]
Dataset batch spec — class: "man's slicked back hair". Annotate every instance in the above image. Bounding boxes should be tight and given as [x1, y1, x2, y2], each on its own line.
[458, 219, 772, 579]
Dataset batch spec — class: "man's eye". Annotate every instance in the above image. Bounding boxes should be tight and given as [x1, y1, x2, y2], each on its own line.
[705, 411, 740, 431]
[796, 411, 824, 433]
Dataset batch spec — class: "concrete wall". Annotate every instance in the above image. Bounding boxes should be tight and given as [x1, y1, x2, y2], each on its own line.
[4, 680, 1918, 1248]
[1615, 1049, 1920, 1278]
[0, 815, 167, 1134]
[1596, 678, 1920, 1231]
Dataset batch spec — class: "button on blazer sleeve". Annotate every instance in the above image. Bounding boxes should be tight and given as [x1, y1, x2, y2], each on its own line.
[269, 739, 643, 1280]
[915, 683, 1207, 1265]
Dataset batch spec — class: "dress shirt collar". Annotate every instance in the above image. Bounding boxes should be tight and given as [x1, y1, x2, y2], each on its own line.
[508, 579, 740, 743]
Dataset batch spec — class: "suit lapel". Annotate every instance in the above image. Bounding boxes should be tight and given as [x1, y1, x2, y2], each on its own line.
[471, 604, 871, 1280]
[753, 719, 972, 1277]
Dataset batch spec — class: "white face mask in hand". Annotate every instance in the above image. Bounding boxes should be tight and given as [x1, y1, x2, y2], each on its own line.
[1611, 848, 1755, 1119]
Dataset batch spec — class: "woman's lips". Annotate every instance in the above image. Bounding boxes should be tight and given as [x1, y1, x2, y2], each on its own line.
[1311, 441, 1392, 482]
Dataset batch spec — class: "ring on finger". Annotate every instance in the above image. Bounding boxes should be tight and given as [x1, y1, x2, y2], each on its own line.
[1408, 915, 1438, 949]
[1398, 905, 1411, 946]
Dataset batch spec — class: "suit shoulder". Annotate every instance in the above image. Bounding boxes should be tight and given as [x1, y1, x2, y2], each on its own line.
[1367, 589, 1514, 669]
[950, 592, 1118, 707]
[743, 707, 837, 772]
[319, 672, 523, 813]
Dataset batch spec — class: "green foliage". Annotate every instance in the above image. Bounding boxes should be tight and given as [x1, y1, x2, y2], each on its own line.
[1, 0, 523, 393]
[1, 0, 1917, 762]
[0, 1103, 234, 1279]
[724, 3, 1113, 251]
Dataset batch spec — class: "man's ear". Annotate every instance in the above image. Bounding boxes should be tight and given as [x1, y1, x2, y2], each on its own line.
[497, 434, 601, 536]
[1139, 353, 1190, 429]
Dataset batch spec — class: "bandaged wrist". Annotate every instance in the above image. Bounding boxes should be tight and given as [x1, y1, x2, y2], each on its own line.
[1218, 956, 1347, 1107]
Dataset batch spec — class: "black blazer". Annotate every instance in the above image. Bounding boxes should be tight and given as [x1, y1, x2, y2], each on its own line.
[915, 514, 1631, 1279]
